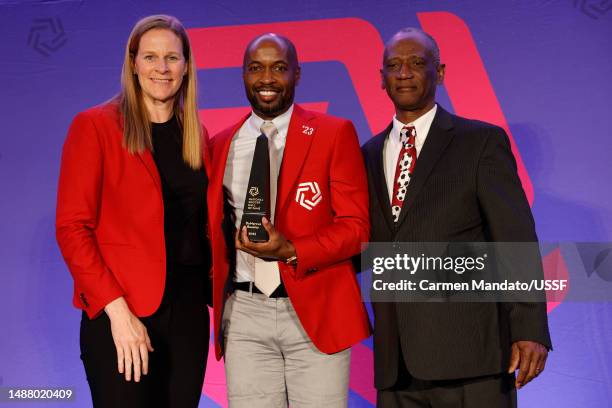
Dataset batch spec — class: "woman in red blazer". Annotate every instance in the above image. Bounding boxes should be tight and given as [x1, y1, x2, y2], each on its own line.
[56, 15, 211, 408]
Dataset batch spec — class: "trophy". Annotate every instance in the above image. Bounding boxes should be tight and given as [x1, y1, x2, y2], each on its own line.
[240, 134, 271, 242]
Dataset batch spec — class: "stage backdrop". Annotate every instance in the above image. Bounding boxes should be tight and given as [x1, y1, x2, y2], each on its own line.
[1, 0, 611, 406]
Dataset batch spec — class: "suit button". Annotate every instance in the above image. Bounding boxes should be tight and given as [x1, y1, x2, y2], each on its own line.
[79, 292, 89, 308]
[307, 267, 318, 273]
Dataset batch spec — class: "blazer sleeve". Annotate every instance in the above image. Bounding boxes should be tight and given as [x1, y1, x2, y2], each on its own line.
[477, 127, 552, 349]
[291, 120, 370, 278]
[56, 112, 124, 318]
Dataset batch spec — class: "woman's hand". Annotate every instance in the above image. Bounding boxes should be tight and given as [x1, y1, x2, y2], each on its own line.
[104, 297, 154, 382]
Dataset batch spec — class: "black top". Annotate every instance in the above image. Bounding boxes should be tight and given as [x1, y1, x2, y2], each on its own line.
[151, 116, 211, 273]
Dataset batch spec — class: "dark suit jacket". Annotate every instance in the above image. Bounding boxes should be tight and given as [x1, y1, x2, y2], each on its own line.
[362, 105, 552, 388]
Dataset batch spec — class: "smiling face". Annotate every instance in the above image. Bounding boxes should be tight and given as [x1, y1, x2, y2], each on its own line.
[133, 28, 187, 109]
[243, 36, 300, 120]
[381, 31, 445, 123]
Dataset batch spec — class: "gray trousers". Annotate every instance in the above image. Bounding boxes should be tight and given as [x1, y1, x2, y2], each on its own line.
[222, 290, 351, 408]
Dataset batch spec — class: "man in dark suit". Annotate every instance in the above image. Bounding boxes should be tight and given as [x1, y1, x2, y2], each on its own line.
[362, 27, 552, 407]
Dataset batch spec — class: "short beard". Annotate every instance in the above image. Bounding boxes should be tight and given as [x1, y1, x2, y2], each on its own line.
[247, 91, 294, 118]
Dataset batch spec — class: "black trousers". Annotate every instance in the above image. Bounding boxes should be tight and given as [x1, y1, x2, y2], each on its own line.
[377, 350, 516, 408]
[377, 373, 517, 408]
[80, 270, 210, 408]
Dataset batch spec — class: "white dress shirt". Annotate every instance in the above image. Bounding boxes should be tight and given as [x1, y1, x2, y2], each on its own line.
[223, 105, 294, 283]
[383, 104, 438, 201]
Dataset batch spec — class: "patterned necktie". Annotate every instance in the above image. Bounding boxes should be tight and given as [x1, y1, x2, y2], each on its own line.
[391, 126, 417, 223]
[254, 121, 281, 296]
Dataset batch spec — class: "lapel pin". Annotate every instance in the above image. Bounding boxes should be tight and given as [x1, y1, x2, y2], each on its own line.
[301, 124, 315, 136]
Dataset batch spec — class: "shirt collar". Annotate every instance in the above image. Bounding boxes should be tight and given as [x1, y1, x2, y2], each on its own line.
[392, 104, 438, 142]
[247, 104, 294, 137]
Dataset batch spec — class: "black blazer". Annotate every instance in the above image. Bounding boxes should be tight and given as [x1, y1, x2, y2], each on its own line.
[362, 106, 552, 388]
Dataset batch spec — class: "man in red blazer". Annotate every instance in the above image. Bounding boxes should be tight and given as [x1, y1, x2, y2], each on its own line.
[207, 33, 371, 407]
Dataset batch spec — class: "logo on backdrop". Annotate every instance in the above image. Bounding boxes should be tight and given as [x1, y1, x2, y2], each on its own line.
[185, 14, 569, 407]
[27, 17, 67, 56]
[188, 15, 536, 205]
[573, 0, 612, 19]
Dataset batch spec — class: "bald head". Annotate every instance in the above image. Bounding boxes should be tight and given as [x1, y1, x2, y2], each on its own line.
[383, 27, 440, 66]
[243, 33, 299, 70]
[380, 27, 445, 123]
[242, 33, 301, 119]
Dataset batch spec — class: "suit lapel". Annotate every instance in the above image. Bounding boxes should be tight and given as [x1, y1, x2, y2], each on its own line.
[116, 105, 162, 193]
[137, 150, 162, 194]
[369, 124, 395, 233]
[217, 114, 250, 178]
[276, 105, 315, 216]
[395, 107, 455, 229]
[208, 114, 250, 224]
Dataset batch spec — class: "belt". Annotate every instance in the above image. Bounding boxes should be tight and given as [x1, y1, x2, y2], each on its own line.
[233, 281, 288, 298]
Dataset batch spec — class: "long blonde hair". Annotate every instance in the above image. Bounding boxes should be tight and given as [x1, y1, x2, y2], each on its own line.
[118, 14, 202, 169]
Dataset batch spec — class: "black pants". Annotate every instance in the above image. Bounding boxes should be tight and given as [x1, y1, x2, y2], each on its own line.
[80, 270, 210, 408]
[377, 373, 517, 408]
[377, 350, 516, 408]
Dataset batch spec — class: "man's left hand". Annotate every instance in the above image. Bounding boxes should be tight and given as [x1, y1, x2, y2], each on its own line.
[508, 340, 548, 389]
[236, 217, 295, 261]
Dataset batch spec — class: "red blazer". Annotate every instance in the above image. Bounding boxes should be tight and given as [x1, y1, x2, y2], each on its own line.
[56, 102, 211, 319]
[208, 105, 372, 359]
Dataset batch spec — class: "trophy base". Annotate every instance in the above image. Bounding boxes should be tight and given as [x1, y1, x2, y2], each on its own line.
[240, 212, 269, 242]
